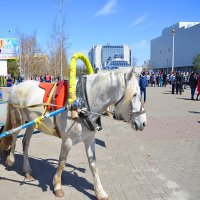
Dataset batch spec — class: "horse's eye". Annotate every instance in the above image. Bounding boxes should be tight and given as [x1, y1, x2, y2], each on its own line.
[133, 93, 137, 97]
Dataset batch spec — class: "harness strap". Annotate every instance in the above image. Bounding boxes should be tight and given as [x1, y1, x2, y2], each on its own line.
[10, 102, 63, 109]
[42, 82, 57, 116]
[35, 82, 57, 131]
[34, 116, 58, 137]
[81, 76, 90, 110]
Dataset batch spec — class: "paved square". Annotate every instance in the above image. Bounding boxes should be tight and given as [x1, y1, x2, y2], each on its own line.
[0, 85, 200, 200]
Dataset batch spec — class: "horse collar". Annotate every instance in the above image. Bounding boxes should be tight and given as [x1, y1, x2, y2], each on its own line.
[76, 75, 102, 131]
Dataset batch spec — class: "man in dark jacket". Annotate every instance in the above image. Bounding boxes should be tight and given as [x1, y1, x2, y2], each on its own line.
[139, 72, 148, 103]
[189, 72, 198, 100]
[175, 71, 183, 95]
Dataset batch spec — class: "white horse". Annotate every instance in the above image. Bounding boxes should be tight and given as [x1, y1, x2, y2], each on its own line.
[0, 68, 146, 200]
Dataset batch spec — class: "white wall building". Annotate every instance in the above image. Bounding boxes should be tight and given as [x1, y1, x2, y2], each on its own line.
[150, 22, 200, 72]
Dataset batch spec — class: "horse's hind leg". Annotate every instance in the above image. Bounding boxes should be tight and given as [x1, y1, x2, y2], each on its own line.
[0, 104, 13, 154]
[84, 135, 109, 200]
[5, 107, 22, 166]
[53, 138, 72, 197]
[22, 126, 34, 180]
[5, 134, 18, 166]
[0, 136, 12, 154]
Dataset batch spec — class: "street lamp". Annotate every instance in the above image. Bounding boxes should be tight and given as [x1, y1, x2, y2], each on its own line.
[59, 0, 64, 80]
[171, 29, 175, 72]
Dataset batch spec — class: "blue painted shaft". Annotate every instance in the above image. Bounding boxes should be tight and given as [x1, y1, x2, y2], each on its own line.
[0, 107, 66, 139]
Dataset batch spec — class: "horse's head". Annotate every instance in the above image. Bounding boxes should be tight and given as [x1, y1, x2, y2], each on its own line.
[114, 69, 147, 131]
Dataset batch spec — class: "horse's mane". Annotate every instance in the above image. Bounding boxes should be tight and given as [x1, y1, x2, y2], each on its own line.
[93, 69, 137, 100]
[122, 71, 138, 103]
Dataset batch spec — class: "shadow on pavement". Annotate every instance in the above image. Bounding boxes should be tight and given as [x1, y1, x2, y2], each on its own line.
[188, 111, 200, 114]
[162, 92, 172, 94]
[176, 97, 193, 100]
[95, 138, 106, 148]
[162, 90, 172, 94]
[0, 153, 97, 200]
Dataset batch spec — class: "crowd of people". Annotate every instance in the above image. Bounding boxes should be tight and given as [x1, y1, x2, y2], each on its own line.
[29, 73, 54, 83]
[139, 70, 200, 103]
[0, 75, 13, 87]
[0, 73, 61, 87]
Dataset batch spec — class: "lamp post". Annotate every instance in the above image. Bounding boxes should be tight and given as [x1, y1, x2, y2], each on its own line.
[58, 0, 70, 80]
[59, 0, 64, 80]
[172, 29, 175, 72]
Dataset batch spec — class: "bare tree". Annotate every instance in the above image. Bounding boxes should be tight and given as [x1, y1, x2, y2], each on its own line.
[132, 56, 138, 67]
[18, 32, 48, 79]
[48, 18, 69, 80]
[143, 59, 150, 71]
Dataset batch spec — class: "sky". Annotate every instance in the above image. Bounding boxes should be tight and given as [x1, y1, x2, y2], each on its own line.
[0, 0, 199, 66]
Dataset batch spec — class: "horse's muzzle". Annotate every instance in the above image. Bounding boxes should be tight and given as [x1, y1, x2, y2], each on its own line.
[132, 121, 146, 131]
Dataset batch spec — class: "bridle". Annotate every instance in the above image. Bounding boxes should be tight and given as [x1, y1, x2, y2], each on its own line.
[129, 97, 146, 117]
[114, 93, 146, 122]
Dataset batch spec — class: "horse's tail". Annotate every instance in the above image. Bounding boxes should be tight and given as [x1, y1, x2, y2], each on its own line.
[0, 103, 12, 153]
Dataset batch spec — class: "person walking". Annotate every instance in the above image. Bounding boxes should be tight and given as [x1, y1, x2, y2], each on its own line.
[171, 72, 176, 94]
[196, 73, 200, 100]
[189, 72, 198, 100]
[139, 71, 148, 103]
[163, 71, 167, 87]
[45, 73, 51, 83]
[175, 71, 183, 95]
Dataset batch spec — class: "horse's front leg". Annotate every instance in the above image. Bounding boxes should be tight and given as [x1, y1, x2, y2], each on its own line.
[84, 135, 109, 200]
[22, 126, 34, 180]
[53, 138, 72, 197]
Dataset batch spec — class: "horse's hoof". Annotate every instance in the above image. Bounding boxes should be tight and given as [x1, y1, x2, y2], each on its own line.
[97, 192, 109, 200]
[54, 189, 64, 197]
[5, 156, 14, 166]
[99, 198, 109, 200]
[96, 191, 109, 200]
[25, 173, 35, 181]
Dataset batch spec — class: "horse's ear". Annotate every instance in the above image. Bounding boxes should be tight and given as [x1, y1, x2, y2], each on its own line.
[126, 67, 135, 81]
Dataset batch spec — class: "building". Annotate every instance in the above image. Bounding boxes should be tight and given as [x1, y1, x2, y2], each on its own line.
[88, 44, 132, 70]
[150, 22, 200, 72]
[0, 38, 19, 76]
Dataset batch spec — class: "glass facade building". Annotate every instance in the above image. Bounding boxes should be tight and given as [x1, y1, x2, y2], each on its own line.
[88, 44, 131, 70]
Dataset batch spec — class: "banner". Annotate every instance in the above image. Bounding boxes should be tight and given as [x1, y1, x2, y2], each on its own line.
[0, 60, 7, 76]
[0, 38, 19, 59]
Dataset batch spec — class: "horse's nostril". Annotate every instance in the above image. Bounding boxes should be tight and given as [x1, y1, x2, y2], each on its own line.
[133, 122, 138, 130]
[143, 122, 146, 127]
